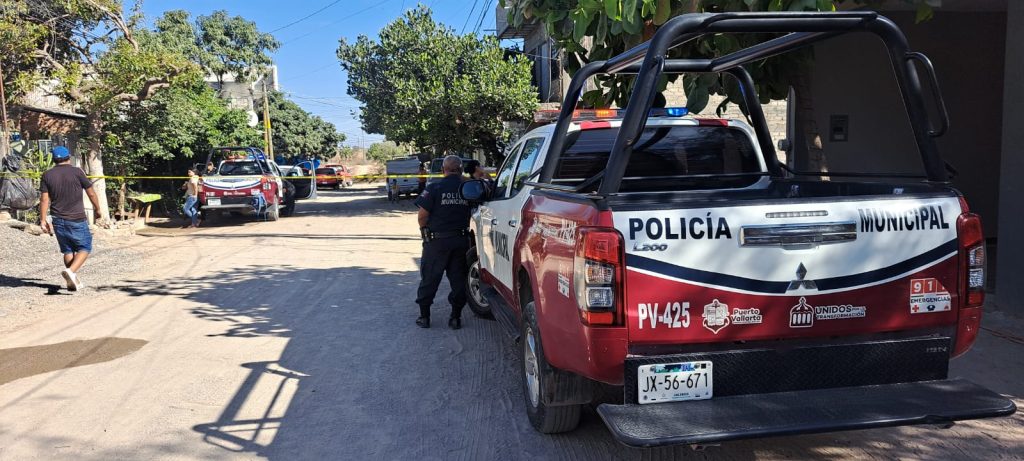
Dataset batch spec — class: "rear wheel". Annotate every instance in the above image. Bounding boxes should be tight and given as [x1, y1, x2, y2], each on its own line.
[522, 301, 582, 433]
[466, 251, 493, 319]
[281, 198, 296, 217]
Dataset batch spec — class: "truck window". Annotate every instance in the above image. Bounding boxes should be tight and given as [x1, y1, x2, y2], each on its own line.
[493, 143, 524, 198]
[511, 138, 544, 195]
[219, 161, 262, 176]
[555, 125, 762, 191]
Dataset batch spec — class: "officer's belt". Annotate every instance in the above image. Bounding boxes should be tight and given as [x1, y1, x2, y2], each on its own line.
[430, 229, 469, 239]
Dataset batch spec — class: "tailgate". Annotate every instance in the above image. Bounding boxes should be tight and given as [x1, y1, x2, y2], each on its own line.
[203, 177, 262, 194]
[614, 195, 964, 345]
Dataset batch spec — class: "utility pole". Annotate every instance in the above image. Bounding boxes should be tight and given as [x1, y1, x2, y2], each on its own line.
[0, 60, 10, 162]
[262, 79, 274, 158]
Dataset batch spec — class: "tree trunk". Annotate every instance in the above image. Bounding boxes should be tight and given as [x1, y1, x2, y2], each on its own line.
[84, 113, 110, 223]
[792, 72, 828, 178]
[118, 180, 126, 222]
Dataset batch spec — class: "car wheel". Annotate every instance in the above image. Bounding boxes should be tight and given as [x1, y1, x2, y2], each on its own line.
[466, 251, 494, 319]
[522, 301, 582, 434]
[281, 198, 296, 217]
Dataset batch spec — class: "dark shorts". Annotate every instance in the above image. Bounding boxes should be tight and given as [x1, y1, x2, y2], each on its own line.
[53, 216, 93, 254]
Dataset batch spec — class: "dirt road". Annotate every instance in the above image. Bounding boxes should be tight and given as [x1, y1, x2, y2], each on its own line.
[1, 185, 1021, 460]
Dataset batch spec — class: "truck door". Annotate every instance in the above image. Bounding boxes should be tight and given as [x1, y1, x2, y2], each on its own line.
[484, 137, 546, 292]
[479, 143, 523, 284]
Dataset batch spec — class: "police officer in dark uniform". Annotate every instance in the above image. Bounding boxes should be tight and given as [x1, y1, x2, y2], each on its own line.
[414, 155, 471, 329]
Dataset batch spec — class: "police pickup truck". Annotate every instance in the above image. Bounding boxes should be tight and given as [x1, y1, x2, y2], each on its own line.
[459, 11, 1015, 448]
[200, 147, 313, 220]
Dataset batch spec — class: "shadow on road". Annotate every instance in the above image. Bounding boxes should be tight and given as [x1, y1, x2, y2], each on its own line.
[110, 231, 1023, 459]
[0, 275, 65, 294]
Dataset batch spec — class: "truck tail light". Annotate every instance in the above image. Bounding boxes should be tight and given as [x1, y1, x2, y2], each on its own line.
[954, 211, 984, 357]
[574, 227, 624, 326]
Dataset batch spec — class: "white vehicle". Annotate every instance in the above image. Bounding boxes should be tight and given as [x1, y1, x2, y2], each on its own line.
[385, 156, 424, 200]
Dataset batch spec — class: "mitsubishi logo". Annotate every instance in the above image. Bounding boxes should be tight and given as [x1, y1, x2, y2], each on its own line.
[787, 263, 818, 291]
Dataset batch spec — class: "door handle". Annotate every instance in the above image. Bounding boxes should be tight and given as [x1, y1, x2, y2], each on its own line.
[508, 220, 518, 228]
[490, 219, 498, 225]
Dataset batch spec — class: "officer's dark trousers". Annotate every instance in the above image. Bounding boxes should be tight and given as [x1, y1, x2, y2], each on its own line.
[416, 236, 469, 319]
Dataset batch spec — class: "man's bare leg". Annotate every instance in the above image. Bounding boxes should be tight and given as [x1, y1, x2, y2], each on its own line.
[68, 251, 89, 273]
[63, 253, 74, 268]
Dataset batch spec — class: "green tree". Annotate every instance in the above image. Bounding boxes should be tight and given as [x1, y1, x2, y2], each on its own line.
[11, 3, 281, 220]
[103, 79, 261, 178]
[257, 91, 346, 159]
[365, 141, 407, 163]
[0, 0, 85, 161]
[337, 6, 537, 165]
[154, 10, 280, 88]
[501, 0, 933, 171]
[19, 0, 199, 221]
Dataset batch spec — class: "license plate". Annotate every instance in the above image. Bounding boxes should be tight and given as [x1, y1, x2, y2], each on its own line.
[637, 361, 713, 404]
[208, 198, 221, 206]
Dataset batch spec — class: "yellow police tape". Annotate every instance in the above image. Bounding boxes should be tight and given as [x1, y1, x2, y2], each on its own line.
[0, 172, 448, 180]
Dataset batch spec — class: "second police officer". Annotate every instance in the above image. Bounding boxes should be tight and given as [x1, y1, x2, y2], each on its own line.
[414, 155, 472, 330]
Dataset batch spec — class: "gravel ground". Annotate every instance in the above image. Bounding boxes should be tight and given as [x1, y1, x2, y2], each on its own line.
[0, 224, 142, 330]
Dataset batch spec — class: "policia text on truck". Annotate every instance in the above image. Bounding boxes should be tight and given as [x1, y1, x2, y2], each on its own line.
[457, 11, 1016, 448]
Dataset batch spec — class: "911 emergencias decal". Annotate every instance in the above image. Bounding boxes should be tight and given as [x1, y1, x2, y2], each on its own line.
[910, 278, 952, 314]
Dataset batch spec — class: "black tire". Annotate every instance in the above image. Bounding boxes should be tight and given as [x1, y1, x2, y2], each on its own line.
[267, 196, 280, 221]
[521, 300, 582, 433]
[281, 199, 296, 217]
[465, 250, 494, 319]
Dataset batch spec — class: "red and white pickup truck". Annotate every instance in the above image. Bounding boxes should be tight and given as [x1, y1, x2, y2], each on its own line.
[460, 11, 1015, 448]
[199, 147, 313, 221]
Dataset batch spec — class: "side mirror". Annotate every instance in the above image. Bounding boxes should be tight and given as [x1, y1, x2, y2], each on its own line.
[460, 179, 488, 202]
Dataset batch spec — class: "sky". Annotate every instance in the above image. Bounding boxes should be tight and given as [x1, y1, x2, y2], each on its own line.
[140, 0, 500, 148]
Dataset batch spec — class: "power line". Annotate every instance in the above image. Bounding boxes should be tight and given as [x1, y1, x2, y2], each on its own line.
[269, 0, 345, 33]
[461, 0, 480, 35]
[281, 0, 399, 47]
[473, 0, 495, 35]
[279, 62, 339, 83]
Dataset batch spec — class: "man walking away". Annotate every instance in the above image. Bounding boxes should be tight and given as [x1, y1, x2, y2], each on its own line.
[414, 155, 471, 329]
[39, 146, 101, 291]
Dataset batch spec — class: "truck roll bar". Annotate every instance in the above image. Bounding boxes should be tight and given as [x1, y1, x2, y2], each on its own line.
[536, 11, 951, 192]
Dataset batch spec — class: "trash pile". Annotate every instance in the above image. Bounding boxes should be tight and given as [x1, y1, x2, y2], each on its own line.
[0, 141, 40, 211]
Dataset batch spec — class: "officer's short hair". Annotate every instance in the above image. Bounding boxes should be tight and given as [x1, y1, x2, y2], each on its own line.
[443, 155, 463, 173]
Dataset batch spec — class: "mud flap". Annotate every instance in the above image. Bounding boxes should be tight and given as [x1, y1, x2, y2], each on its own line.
[597, 378, 1016, 448]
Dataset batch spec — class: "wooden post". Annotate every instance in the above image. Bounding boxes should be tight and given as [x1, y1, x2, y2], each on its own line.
[0, 60, 10, 163]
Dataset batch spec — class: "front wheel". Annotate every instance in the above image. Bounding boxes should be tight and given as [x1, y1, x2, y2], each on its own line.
[522, 301, 582, 434]
[466, 251, 493, 319]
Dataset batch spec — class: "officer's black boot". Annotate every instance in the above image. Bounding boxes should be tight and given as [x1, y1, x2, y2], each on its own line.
[416, 305, 431, 328]
[448, 317, 461, 330]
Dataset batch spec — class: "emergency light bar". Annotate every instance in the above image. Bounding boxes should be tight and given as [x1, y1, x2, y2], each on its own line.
[533, 107, 689, 123]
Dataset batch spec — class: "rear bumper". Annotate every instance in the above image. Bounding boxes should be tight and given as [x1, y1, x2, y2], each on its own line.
[597, 378, 1016, 447]
[202, 204, 255, 212]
